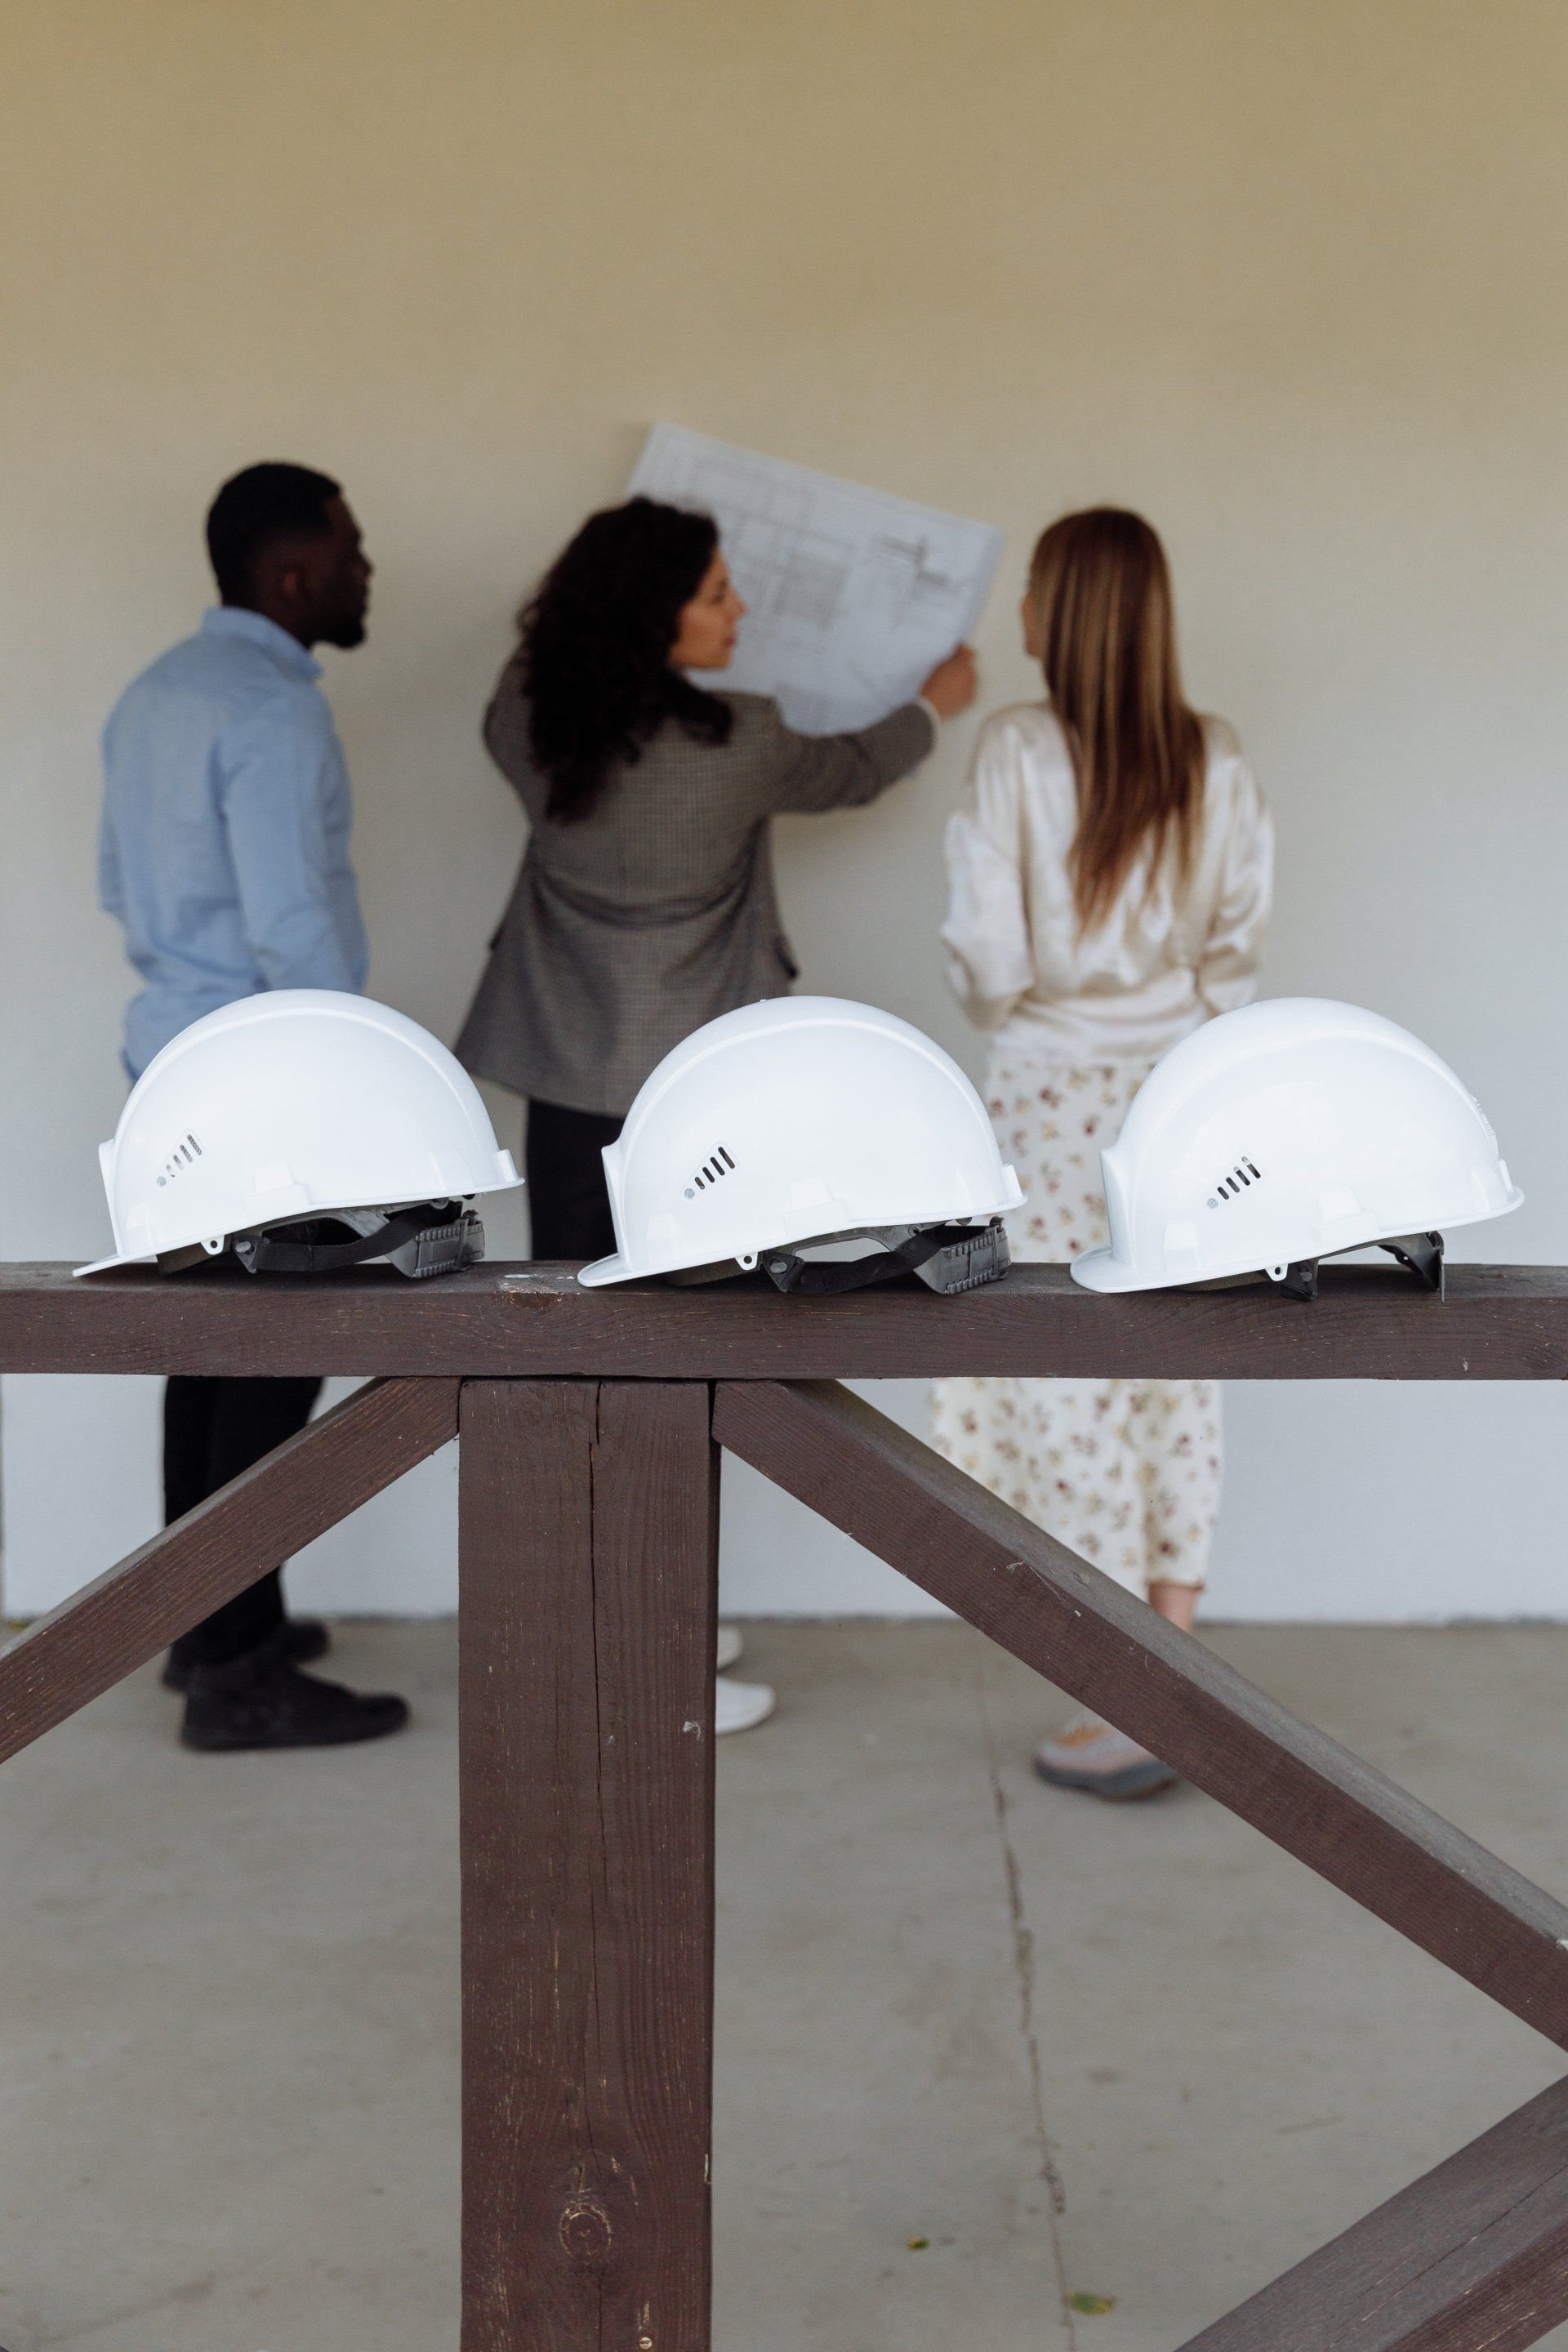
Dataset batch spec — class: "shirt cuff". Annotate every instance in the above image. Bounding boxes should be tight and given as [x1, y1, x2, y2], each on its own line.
[915, 697, 942, 741]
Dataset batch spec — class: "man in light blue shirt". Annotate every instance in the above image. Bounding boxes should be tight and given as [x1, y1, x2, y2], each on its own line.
[101, 487, 371, 1080]
[99, 462, 407, 1753]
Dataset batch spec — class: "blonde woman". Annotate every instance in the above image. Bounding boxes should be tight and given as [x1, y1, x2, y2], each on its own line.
[933, 508, 1273, 1799]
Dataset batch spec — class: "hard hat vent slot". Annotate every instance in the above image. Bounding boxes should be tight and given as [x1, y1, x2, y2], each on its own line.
[1208, 1158, 1263, 1207]
[686, 1143, 737, 1200]
[157, 1132, 204, 1187]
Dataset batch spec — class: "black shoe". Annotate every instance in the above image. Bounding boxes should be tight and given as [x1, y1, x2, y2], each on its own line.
[163, 1617, 329, 1691]
[180, 1651, 409, 1753]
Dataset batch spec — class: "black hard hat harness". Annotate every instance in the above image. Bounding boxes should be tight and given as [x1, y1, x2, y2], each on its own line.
[229, 1201, 483, 1281]
[760, 1220, 1011, 1298]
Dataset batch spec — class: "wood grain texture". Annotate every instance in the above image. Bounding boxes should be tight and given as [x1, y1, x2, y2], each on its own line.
[7, 1259, 1568, 1380]
[714, 1379, 1568, 2050]
[459, 1379, 718, 2352]
[1176, 2074, 1568, 2351]
[0, 1375, 457, 1762]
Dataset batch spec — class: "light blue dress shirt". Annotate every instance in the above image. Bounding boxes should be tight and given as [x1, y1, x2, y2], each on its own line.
[99, 606, 370, 1080]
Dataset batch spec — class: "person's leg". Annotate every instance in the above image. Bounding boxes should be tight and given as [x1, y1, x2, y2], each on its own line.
[1148, 1579, 1200, 1633]
[1139, 1378, 1222, 1633]
[935, 1369, 1142, 1570]
[959, 1375, 1181, 1797]
[163, 1374, 218, 1518]
[932, 1369, 1168, 1791]
[937, 1060, 1201, 1795]
[164, 1372, 409, 1751]
[166, 1375, 320, 1672]
[525, 1098, 622, 1261]
[1033, 1378, 1219, 1797]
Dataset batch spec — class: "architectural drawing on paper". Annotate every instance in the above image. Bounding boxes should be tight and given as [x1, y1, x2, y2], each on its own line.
[629, 425, 1004, 735]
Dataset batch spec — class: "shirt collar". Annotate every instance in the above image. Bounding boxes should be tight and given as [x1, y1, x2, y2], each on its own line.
[202, 605, 323, 680]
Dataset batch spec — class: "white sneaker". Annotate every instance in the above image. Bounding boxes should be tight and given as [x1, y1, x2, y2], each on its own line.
[715, 1624, 744, 1672]
[715, 1674, 775, 1735]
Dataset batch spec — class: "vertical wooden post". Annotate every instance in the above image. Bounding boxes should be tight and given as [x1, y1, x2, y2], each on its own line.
[458, 1379, 719, 2352]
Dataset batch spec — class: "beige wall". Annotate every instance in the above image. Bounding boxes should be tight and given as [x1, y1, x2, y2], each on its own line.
[4, 0, 1568, 1618]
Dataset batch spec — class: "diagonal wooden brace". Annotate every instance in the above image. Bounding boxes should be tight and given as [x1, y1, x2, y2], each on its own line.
[0, 1374, 459, 1763]
[1175, 2072, 1568, 2351]
[713, 1379, 1568, 2051]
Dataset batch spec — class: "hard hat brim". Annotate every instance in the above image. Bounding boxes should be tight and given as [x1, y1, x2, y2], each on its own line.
[1069, 1248, 1146, 1293]
[74, 1249, 157, 1278]
[577, 1251, 636, 1288]
[1071, 1182, 1525, 1294]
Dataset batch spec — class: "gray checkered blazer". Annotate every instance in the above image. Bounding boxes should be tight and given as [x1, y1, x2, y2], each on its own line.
[455, 656, 937, 1116]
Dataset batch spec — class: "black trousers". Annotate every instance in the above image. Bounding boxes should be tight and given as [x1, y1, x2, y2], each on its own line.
[527, 1098, 622, 1260]
[159, 1095, 611, 1671]
[164, 1375, 323, 1668]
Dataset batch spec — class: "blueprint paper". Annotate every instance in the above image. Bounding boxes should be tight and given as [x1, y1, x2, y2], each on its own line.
[629, 424, 1005, 735]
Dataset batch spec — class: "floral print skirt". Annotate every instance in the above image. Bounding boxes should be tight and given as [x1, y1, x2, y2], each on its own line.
[931, 1056, 1221, 1597]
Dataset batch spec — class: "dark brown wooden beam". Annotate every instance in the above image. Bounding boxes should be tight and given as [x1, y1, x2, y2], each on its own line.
[1175, 2073, 1568, 2351]
[0, 1375, 458, 1761]
[713, 1379, 1568, 2050]
[459, 1379, 718, 2352]
[4, 1258, 1568, 1380]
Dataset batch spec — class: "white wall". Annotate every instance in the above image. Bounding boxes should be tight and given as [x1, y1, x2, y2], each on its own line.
[4, 1, 1567, 1623]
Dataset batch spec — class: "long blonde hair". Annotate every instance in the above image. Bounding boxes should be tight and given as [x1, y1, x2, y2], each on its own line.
[1026, 508, 1205, 932]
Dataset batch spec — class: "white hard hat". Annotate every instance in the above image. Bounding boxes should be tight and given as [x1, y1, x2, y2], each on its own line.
[77, 989, 522, 1279]
[578, 996, 1024, 1294]
[1071, 997, 1521, 1298]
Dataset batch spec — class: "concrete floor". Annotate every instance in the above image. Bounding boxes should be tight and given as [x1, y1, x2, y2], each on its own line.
[2, 1623, 1568, 2352]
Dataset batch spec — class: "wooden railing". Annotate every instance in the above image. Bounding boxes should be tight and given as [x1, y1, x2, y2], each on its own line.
[4, 1258, 1568, 2350]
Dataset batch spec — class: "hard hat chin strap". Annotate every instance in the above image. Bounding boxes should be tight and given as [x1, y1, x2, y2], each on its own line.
[232, 1203, 483, 1281]
[763, 1221, 1010, 1298]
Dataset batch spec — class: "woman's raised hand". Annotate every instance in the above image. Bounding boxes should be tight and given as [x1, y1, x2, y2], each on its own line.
[919, 644, 978, 720]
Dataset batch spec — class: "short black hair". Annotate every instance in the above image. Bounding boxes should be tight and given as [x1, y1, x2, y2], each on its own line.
[205, 462, 341, 604]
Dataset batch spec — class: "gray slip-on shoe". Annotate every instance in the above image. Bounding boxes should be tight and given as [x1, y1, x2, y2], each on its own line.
[1033, 1719, 1178, 1802]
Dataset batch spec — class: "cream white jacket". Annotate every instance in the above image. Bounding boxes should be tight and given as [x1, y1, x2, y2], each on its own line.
[941, 702, 1273, 1066]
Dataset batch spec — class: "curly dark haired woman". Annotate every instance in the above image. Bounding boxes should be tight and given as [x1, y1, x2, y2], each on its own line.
[457, 493, 974, 1734]
[457, 493, 976, 1255]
